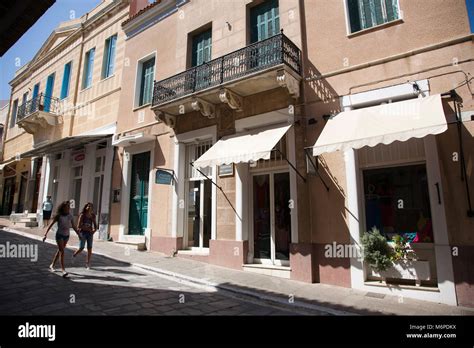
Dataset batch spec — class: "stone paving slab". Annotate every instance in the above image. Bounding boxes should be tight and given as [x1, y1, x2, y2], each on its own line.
[1, 218, 473, 316]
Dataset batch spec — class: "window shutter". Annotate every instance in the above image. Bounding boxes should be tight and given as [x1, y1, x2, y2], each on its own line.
[360, 0, 374, 29]
[384, 0, 398, 21]
[374, 0, 384, 25]
[140, 58, 155, 105]
[250, 0, 279, 43]
[108, 35, 117, 76]
[348, 0, 362, 32]
[61, 62, 71, 99]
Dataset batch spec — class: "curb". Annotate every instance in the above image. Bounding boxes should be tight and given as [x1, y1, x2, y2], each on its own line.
[2, 226, 354, 316]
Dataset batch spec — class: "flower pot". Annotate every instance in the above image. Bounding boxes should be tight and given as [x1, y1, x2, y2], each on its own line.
[370, 260, 431, 285]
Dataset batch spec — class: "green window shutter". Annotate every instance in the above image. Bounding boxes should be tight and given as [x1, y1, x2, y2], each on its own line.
[140, 57, 155, 106]
[384, 0, 398, 21]
[192, 29, 212, 67]
[360, 0, 374, 29]
[348, 0, 362, 32]
[250, 0, 279, 43]
[373, 0, 384, 25]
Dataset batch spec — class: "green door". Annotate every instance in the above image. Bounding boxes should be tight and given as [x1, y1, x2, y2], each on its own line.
[192, 29, 212, 90]
[129, 151, 150, 235]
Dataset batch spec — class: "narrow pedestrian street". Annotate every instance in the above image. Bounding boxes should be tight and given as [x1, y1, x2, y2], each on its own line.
[0, 231, 315, 316]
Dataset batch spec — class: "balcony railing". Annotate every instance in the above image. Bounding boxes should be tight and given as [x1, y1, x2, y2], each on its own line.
[17, 93, 60, 122]
[152, 32, 301, 107]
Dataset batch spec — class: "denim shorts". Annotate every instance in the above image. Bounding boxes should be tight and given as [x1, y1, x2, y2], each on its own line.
[79, 232, 93, 250]
[55, 234, 70, 243]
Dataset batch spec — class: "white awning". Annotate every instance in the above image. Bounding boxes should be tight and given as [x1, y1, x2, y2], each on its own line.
[193, 124, 292, 168]
[0, 159, 15, 171]
[312, 94, 447, 156]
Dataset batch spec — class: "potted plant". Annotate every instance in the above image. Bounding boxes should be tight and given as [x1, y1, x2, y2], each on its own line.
[362, 229, 431, 285]
[360, 227, 393, 273]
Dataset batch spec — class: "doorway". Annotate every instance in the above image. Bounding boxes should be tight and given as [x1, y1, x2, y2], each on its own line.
[252, 171, 291, 265]
[186, 179, 212, 249]
[2, 177, 16, 215]
[31, 158, 43, 213]
[16, 172, 28, 213]
[128, 151, 150, 235]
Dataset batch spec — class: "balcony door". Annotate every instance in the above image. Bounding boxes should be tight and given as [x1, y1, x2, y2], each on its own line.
[250, 0, 280, 69]
[192, 29, 212, 90]
[250, 0, 280, 43]
[31, 83, 40, 113]
[128, 151, 150, 235]
[44, 73, 55, 112]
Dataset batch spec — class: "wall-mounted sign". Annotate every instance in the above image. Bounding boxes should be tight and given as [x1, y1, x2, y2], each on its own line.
[155, 169, 174, 185]
[218, 163, 234, 177]
[72, 150, 85, 163]
[113, 189, 121, 203]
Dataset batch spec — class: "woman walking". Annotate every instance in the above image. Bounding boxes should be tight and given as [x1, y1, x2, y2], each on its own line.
[73, 203, 97, 270]
[43, 201, 79, 277]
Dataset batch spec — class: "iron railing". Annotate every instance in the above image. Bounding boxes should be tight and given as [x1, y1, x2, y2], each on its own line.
[152, 32, 301, 107]
[17, 93, 60, 122]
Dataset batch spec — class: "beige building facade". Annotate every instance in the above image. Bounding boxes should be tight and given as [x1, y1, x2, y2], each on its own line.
[0, 1, 129, 236]
[111, 0, 474, 307]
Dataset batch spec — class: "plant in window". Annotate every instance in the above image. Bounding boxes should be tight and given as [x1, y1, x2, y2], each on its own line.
[361, 227, 393, 272]
[391, 234, 416, 261]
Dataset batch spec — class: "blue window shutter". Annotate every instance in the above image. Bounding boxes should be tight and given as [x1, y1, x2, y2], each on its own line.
[373, 0, 384, 25]
[32, 83, 40, 99]
[61, 62, 72, 99]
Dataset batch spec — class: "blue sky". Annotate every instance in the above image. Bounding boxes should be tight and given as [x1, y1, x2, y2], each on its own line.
[0, 0, 101, 102]
[467, 0, 474, 33]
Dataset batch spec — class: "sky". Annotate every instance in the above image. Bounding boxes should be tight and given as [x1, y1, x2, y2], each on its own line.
[467, 0, 474, 33]
[0, 0, 102, 103]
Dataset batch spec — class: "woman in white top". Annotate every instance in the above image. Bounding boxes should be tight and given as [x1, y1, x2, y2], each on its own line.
[43, 201, 79, 277]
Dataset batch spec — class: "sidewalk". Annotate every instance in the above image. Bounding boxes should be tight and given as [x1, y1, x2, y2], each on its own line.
[1, 217, 472, 316]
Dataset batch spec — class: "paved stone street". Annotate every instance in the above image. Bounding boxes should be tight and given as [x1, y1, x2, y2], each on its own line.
[0, 231, 313, 316]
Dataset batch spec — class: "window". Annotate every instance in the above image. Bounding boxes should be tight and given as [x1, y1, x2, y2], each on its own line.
[138, 57, 155, 106]
[347, 0, 399, 33]
[82, 48, 95, 89]
[250, 0, 280, 43]
[192, 29, 212, 67]
[32, 83, 40, 100]
[363, 164, 433, 243]
[60, 62, 72, 99]
[9, 99, 18, 128]
[102, 34, 117, 79]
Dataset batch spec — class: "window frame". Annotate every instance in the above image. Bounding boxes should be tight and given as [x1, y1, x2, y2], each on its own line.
[60, 61, 73, 100]
[9, 99, 18, 128]
[82, 47, 96, 89]
[134, 52, 156, 109]
[344, 0, 402, 35]
[102, 34, 118, 79]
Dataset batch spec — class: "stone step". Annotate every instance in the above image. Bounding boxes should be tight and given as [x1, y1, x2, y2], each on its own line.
[242, 264, 291, 279]
[116, 235, 147, 251]
[13, 221, 39, 228]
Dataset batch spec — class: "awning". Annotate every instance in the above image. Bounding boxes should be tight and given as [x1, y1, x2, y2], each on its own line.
[312, 94, 447, 156]
[193, 124, 292, 168]
[0, 159, 16, 171]
[21, 134, 112, 158]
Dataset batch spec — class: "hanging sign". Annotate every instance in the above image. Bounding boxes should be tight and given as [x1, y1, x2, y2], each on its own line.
[218, 163, 234, 177]
[155, 169, 174, 185]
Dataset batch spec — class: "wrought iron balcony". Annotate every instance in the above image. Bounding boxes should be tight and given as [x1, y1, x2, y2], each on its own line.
[152, 32, 301, 107]
[17, 93, 60, 122]
[16, 93, 61, 134]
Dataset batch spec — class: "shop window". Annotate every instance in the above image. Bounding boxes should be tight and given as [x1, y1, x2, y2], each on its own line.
[363, 164, 433, 243]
